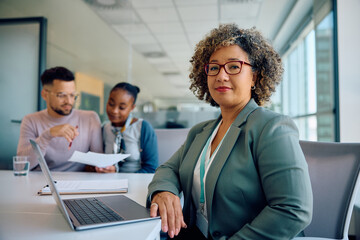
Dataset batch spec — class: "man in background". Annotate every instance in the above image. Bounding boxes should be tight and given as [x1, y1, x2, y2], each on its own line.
[17, 66, 102, 171]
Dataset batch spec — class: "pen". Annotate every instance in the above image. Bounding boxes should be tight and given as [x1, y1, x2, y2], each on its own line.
[38, 181, 57, 195]
[68, 125, 78, 149]
[43, 181, 57, 188]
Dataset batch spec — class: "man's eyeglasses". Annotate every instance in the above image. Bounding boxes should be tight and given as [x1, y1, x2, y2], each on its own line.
[45, 89, 79, 101]
[204, 60, 252, 76]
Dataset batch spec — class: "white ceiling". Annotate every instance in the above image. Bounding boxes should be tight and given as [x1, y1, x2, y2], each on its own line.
[83, 0, 312, 103]
[0, 0, 313, 105]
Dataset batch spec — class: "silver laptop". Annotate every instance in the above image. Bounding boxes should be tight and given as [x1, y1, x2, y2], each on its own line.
[30, 139, 159, 231]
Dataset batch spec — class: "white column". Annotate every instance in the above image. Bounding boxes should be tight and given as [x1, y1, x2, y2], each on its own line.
[337, 0, 360, 142]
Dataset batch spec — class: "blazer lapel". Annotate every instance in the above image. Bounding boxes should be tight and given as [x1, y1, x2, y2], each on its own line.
[180, 119, 219, 196]
[205, 99, 259, 220]
[179, 118, 220, 222]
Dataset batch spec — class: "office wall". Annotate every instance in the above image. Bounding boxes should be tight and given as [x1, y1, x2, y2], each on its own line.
[75, 72, 104, 115]
[337, 1, 360, 236]
[337, 0, 360, 142]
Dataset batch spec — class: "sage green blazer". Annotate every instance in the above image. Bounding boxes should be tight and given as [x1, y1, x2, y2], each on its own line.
[147, 99, 313, 240]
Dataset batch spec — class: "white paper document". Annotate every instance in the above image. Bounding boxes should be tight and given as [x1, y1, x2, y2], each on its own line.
[68, 151, 130, 168]
[38, 179, 128, 195]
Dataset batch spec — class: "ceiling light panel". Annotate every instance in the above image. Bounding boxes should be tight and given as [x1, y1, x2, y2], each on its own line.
[131, 0, 173, 8]
[84, 0, 131, 9]
[142, 51, 166, 58]
[96, 8, 140, 24]
[174, 0, 218, 7]
[136, 7, 180, 23]
[132, 43, 163, 54]
[112, 23, 150, 35]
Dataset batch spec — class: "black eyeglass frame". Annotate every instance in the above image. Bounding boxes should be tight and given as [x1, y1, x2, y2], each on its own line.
[204, 60, 253, 76]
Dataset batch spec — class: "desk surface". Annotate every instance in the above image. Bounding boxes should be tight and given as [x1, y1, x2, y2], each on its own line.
[0, 170, 161, 240]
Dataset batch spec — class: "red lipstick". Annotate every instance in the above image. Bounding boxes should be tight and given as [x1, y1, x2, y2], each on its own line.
[215, 86, 231, 92]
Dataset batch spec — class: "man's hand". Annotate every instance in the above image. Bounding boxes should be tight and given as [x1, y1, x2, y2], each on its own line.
[150, 191, 187, 238]
[50, 124, 79, 142]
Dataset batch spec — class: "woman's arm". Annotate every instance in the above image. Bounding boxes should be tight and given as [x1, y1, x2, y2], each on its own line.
[137, 120, 158, 173]
[146, 142, 187, 238]
[150, 191, 187, 238]
[228, 115, 313, 239]
[146, 122, 208, 238]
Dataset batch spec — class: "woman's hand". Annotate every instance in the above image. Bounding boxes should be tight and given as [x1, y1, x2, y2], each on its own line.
[95, 165, 116, 173]
[150, 191, 187, 238]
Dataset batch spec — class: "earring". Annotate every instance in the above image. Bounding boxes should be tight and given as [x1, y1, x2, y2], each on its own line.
[251, 85, 256, 90]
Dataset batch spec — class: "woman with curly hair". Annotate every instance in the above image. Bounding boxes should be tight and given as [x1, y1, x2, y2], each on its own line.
[147, 23, 313, 239]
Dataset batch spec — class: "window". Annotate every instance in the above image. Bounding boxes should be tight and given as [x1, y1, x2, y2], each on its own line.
[271, 7, 338, 141]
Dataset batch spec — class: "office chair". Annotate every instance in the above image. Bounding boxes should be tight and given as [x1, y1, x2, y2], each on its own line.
[294, 141, 360, 240]
[155, 128, 190, 165]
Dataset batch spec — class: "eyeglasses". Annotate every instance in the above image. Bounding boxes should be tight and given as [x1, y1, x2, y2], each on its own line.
[204, 60, 252, 76]
[45, 89, 79, 101]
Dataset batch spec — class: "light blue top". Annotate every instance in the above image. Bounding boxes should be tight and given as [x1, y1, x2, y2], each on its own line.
[103, 118, 158, 173]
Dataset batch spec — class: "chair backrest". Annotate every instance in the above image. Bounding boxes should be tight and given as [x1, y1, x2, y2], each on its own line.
[299, 140, 360, 239]
[155, 128, 190, 165]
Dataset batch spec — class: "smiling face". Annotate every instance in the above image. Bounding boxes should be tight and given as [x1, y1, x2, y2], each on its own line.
[106, 89, 135, 127]
[207, 45, 255, 110]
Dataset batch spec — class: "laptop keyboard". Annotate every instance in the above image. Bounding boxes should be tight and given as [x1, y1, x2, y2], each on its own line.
[64, 198, 124, 225]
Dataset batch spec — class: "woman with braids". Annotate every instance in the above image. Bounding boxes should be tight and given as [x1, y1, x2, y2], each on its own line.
[147, 24, 312, 239]
[96, 82, 158, 173]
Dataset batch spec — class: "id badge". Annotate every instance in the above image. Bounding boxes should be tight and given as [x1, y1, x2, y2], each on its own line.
[196, 208, 208, 238]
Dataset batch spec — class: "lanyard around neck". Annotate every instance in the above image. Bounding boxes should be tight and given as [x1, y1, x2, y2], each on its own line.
[199, 123, 230, 205]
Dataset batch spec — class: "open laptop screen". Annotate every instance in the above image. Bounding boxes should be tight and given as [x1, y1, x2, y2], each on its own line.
[29, 139, 75, 230]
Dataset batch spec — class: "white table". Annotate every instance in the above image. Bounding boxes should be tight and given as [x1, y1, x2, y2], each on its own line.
[0, 170, 161, 240]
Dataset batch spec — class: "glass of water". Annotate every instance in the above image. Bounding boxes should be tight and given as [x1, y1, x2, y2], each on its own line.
[13, 156, 30, 176]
